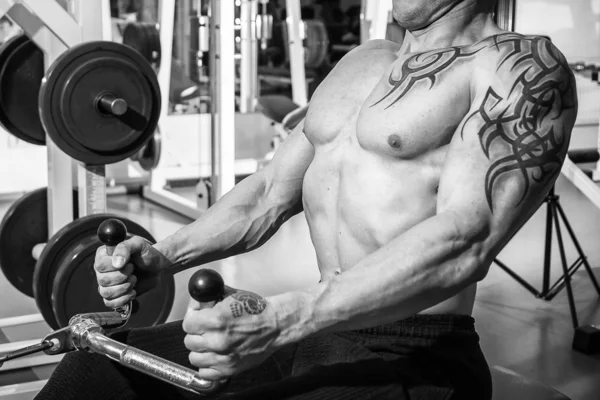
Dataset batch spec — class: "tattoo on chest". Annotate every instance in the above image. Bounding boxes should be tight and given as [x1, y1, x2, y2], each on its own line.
[372, 46, 483, 109]
[464, 35, 575, 211]
[229, 291, 267, 318]
[373, 33, 575, 212]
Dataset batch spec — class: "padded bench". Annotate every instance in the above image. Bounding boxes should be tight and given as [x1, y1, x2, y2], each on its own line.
[491, 366, 570, 400]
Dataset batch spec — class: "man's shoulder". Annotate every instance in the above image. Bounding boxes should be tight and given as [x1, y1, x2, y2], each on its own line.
[354, 39, 402, 53]
[469, 32, 572, 83]
[318, 40, 398, 84]
[465, 32, 577, 128]
[337, 40, 400, 64]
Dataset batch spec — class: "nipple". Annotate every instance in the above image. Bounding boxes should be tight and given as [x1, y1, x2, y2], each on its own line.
[387, 134, 402, 149]
[334, 268, 342, 275]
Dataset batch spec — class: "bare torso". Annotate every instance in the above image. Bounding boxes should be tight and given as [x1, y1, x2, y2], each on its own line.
[301, 39, 499, 315]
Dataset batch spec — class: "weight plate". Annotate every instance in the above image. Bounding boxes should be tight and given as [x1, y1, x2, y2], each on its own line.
[0, 188, 78, 297]
[304, 20, 329, 69]
[39, 41, 161, 165]
[33, 214, 174, 330]
[122, 22, 161, 70]
[135, 128, 161, 171]
[0, 34, 45, 145]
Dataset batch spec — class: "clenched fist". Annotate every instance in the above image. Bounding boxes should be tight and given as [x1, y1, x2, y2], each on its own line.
[94, 236, 171, 308]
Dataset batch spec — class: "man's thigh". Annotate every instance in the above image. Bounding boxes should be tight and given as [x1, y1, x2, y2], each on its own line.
[218, 333, 454, 400]
[218, 360, 410, 400]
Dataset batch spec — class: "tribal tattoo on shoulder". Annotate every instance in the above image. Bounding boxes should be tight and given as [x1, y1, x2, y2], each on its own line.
[372, 33, 576, 212]
[465, 35, 576, 211]
[229, 291, 267, 318]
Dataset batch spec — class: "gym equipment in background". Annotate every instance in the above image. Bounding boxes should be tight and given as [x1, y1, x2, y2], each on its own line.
[122, 21, 161, 70]
[33, 215, 174, 330]
[0, 3, 169, 395]
[0, 188, 78, 297]
[130, 128, 162, 172]
[0, 33, 163, 172]
[1, 221, 226, 396]
[0, 34, 45, 145]
[493, 186, 600, 351]
[39, 40, 161, 165]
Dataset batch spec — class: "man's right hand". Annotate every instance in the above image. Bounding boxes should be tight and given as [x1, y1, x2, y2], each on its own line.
[94, 237, 172, 308]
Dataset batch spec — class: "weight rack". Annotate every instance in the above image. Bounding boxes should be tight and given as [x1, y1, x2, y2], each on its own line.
[0, 0, 109, 376]
[0, 0, 148, 394]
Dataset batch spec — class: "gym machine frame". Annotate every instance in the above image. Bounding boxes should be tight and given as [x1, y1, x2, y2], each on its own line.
[142, 0, 236, 219]
[0, 0, 117, 383]
[144, 0, 278, 219]
[143, 0, 307, 220]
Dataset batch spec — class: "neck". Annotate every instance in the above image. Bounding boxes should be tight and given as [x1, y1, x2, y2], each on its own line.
[399, 1, 500, 53]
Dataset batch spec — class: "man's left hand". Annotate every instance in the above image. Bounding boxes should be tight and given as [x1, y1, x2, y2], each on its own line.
[183, 288, 279, 380]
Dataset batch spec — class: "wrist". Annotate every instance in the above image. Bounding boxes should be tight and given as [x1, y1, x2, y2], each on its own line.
[269, 290, 318, 349]
[153, 238, 178, 270]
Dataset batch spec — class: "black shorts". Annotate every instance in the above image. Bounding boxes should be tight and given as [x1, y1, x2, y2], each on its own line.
[35, 314, 492, 400]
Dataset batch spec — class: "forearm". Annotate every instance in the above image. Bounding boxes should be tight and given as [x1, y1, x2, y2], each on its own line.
[272, 211, 490, 347]
[155, 172, 301, 272]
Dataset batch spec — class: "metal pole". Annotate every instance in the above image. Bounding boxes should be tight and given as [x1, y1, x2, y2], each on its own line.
[158, 0, 175, 119]
[285, 0, 307, 106]
[552, 207, 579, 328]
[373, 1, 391, 41]
[561, 157, 600, 211]
[210, 0, 236, 202]
[359, 0, 367, 44]
[494, 0, 515, 32]
[74, 0, 108, 217]
[541, 191, 554, 295]
[595, 113, 600, 181]
[239, 0, 259, 113]
[15, 0, 75, 235]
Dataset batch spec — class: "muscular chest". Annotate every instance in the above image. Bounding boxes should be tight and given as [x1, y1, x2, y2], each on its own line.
[305, 50, 473, 159]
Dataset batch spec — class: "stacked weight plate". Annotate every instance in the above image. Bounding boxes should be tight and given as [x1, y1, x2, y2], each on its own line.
[0, 34, 46, 145]
[0, 36, 172, 329]
[122, 22, 162, 70]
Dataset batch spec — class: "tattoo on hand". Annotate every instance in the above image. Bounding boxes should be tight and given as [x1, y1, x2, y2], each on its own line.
[230, 302, 244, 318]
[229, 291, 267, 318]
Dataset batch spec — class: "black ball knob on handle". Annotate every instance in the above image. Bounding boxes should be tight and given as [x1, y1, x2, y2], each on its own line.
[97, 219, 128, 256]
[97, 219, 131, 320]
[187, 269, 230, 393]
[188, 269, 225, 303]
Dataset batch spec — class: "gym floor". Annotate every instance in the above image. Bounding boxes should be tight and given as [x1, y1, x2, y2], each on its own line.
[1, 174, 600, 399]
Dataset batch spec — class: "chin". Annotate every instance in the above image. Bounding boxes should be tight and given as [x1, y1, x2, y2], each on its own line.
[392, 4, 431, 30]
[392, 0, 459, 30]
[392, 12, 428, 31]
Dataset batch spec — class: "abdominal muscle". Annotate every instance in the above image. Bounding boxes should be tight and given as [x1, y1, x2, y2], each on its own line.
[310, 218, 478, 317]
[303, 152, 478, 317]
